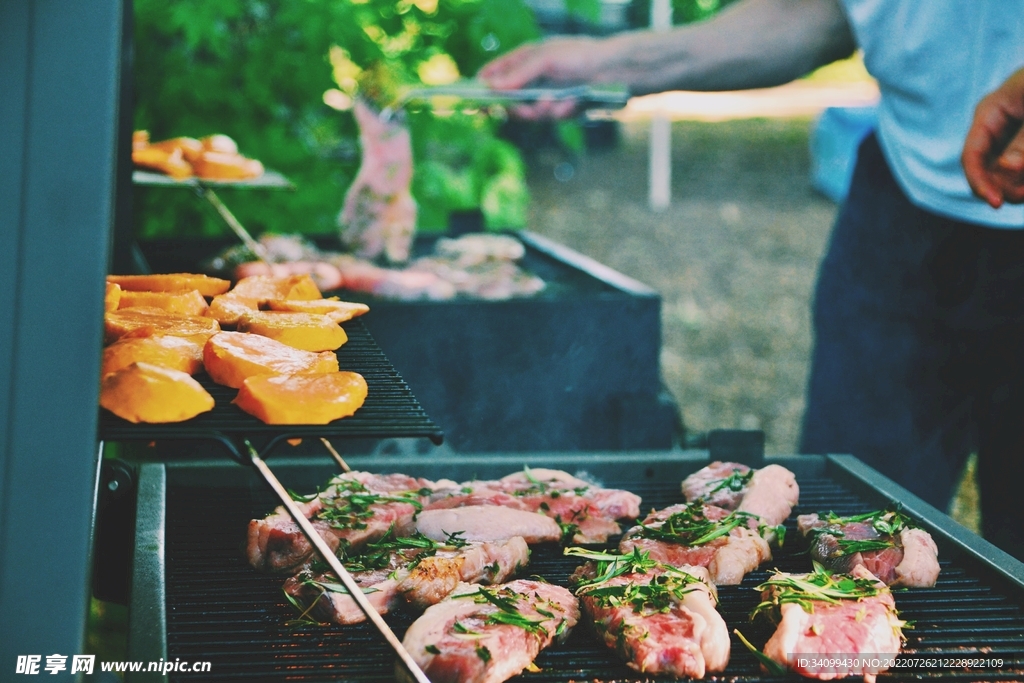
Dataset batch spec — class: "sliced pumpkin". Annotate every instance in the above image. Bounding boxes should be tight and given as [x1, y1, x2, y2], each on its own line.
[233, 372, 368, 424]
[265, 297, 369, 323]
[206, 294, 259, 325]
[228, 274, 322, 304]
[100, 362, 214, 423]
[105, 307, 220, 346]
[237, 310, 347, 352]
[105, 282, 122, 312]
[106, 273, 231, 297]
[118, 289, 209, 316]
[203, 331, 338, 389]
[101, 335, 204, 378]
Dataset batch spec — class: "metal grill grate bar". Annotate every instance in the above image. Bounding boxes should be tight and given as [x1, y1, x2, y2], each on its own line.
[160, 472, 1024, 681]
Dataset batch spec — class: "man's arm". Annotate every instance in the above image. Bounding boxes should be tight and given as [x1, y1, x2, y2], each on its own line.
[480, 0, 856, 96]
[962, 67, 1024, 208]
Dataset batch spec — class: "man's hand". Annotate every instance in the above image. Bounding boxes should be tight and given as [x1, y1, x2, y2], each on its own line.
[478, 37, 606, 119]
[963, 67, 1024, 208]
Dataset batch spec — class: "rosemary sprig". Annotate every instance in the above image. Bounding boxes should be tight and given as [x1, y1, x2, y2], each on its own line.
[452, 586, 548, 636]
[706, 468, 754, 496]
[313, 479, 425, 531]
[634, 501, 782, 547]
[567, 547, 708, 613]
[565, 547, 662, 588]
[581, 573, 704, 614]
[752, 562, 885, 621]
[810, 508, 912, 556]
[734, 629, 787, 676]
[341, 529, 446, 573]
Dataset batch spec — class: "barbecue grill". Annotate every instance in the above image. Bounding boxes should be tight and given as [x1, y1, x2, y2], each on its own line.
[126, 451, 1024, 682]
[6, 6, 1024, 683]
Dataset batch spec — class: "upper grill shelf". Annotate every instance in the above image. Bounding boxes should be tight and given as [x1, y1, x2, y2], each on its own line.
[97, 319, 444, 453]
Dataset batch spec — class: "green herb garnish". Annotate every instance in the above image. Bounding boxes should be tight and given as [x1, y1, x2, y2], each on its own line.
[634, 501, 782, 547]
[734, 629, 787, 676]
[452, 586, 548, 636]
[706, 468, 754, 495]
[313, 479, 425, 531]
[475, 644, 491, 662]
[566, 547, 708, 613]
[751, 562, 885, 621]
[809, 508, 912, 556]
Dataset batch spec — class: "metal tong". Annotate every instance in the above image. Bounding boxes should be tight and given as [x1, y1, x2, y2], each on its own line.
[381, 80, 629, 121]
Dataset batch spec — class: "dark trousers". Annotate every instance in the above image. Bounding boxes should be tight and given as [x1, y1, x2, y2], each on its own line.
[800, 134, 1024, 561]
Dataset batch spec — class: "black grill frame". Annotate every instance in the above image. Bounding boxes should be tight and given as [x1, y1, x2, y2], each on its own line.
[128, 453, 1024, 682]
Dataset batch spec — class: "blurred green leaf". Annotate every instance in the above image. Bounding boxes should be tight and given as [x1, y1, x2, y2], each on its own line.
[556, 121, 585, 155]
[564, 0, 601, 23]
[133, 0, 539, 240]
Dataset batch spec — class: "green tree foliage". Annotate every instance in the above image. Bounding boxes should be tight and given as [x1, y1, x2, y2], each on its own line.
[628, 0, 740, 28]
[133, 0, 539, 239]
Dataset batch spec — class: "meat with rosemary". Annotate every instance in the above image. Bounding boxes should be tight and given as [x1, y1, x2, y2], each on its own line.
[618, 501, 781, 585]
[426, 467, 642, 544]
[399, 580, 579, 683]
[682, 461, 799, 526]
[568, 548, 730, 678]
[743, 564, 904, 683]
[246, 471, 440, 573]
[797, 509, 939, 587]
[283, 532, 530, 625]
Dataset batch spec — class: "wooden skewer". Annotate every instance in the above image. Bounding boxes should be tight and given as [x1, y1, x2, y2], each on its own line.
[245, 442, 430, 683]
[196, 185, 272, 266]
[320, 437, 352, 473]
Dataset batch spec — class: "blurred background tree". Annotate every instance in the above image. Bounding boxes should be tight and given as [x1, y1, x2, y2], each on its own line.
[132, 0, 741, 243]
[133, 0, 544, 240]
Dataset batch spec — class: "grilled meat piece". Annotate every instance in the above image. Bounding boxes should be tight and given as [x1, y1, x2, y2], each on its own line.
[283, 535, 530, 624]
[573, 562, 729, 678]
[339, 99, 417, 264]
[797, 510, 939, 587]
[427, 468, 642, 544]
[682, 461, 799, 526]
[400, 580, 579, 683]
[619, 502, 774, 585]
[246, 471, 437, 573]
[758, 566, 903, 683]
[416, 506, 562, 545]
[681, 461, 752, 509]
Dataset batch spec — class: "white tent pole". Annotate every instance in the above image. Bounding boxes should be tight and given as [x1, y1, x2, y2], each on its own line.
[649, 0, 672, 211]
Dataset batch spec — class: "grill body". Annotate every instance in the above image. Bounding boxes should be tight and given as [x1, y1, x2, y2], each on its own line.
[129, 453, 1024, 682]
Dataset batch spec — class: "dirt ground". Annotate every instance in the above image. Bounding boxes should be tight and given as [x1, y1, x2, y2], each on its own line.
[525, 118, 836, 456]
[523, 116, 981, 531]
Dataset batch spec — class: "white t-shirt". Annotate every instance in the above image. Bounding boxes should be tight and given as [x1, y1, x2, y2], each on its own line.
[841, 0, 1024, 227]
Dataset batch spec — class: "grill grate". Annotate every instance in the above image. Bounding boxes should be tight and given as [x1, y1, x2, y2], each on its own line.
[163, 474, 1024, 682]
[98, 320, 443, 449]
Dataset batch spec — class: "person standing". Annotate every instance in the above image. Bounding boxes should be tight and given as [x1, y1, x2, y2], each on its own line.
[481, 0, 1024, 559]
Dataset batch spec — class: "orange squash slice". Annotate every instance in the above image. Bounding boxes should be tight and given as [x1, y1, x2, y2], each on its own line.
[228, 274, 322, 304]
[203, 331, 338, 388]
[105, 282, 122, 312]
[107, 273, 231, 297]
[237, 311, 347, 352]
[233, 372, 368, 424]
[205, 294, 259, 325]
[105, 307, 221, 346]
[100, 362, 214, 423]
[101, 335, 204, 377]
[265, 298, 369, 323]
[118, 289, 209, 316]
